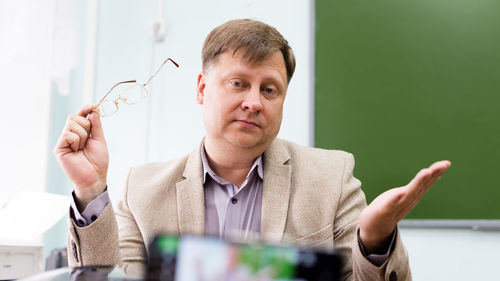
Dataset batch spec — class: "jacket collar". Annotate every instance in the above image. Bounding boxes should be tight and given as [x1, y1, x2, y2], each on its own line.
[260, 138, 292, 243]
[176, 141, 205, 236]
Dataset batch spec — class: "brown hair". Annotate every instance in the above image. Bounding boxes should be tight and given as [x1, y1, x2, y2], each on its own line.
[202, 19, 296, 83]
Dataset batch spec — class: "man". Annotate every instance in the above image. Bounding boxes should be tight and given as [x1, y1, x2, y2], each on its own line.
[54, 19, 450, 281]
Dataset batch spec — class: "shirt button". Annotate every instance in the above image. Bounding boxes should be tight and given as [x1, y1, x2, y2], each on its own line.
[91, 215, 97, 221]
[77, 219, 85, 226]
[231, 198, 238, 204]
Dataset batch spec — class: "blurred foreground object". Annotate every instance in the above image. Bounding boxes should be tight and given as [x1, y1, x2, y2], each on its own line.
[147, 234, 343, 281]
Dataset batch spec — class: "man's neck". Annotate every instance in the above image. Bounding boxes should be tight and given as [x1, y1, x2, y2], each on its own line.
[204, 138, 264, 188]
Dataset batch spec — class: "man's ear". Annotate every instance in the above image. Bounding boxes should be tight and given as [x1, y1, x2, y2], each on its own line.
[196, 73, 206, 105]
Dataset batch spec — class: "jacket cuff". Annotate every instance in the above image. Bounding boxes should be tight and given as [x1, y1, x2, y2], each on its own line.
[357, 227, 397, 267]
[70, 189, 110, 227]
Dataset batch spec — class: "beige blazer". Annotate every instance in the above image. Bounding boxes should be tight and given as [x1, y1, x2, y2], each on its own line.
[68, 138, 411, 281]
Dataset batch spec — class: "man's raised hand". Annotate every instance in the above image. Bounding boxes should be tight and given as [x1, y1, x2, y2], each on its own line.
[359, 160, 451, 253]
[53, 104, 109, 211]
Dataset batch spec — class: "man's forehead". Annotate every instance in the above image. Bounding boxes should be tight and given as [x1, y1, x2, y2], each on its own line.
[215, 50, 287, 81]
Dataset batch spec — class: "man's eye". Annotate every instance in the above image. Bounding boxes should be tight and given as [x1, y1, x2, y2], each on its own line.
[263, 87, 275, 94]
[231, 81, 242, 87]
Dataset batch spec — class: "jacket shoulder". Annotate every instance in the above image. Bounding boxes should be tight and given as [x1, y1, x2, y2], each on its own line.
[272, 139, 356, 190]
[276, 138, 354, 164]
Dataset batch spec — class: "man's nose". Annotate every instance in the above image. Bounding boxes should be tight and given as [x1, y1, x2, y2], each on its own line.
[241, 88, 263, 112]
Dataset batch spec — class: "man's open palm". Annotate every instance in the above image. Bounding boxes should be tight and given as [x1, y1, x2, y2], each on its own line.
[359, 160, 451, 252]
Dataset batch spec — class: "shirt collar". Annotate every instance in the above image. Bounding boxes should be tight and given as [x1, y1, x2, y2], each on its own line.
[200, 141, 264, 184]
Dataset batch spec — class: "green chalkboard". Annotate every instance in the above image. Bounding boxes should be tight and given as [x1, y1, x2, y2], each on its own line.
[315, 0, 500, 219]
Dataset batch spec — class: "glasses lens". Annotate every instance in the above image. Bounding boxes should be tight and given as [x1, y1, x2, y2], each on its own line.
[99, 100, 118, 117]
[120, 84, 148, 105]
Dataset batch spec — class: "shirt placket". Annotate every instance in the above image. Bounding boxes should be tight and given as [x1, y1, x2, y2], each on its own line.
[201, 144, 263, 240]
[223, 182, 240, 238]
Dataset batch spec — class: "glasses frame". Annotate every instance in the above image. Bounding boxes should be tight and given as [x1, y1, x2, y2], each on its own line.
[96, 58, 179, 117]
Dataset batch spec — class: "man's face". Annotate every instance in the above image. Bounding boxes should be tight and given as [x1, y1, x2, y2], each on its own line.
[197, 50, 288, 152]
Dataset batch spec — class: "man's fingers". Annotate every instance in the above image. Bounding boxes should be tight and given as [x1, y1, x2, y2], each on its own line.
[88, 106, 105, 141]
[408, 168, 431, 190]
[422, 161, 451, 189]
[77, 104, 95, 117]
[70, 115, 91, 149]
[62, 131, 80, 152]
[402, 160, 452, 213]
[74, 103, 106, 142]
[53, 103, 106, 156]
[409, 161, 451, 190]
[54, 121, 84, 154]
[427, 161, 451, 179]
[422, 170, 444, 190]
[69, 114, 91, 135]
[65, 120, 89, 150]
[429, 160, 452, 170]
[404, 169, 437, 207]
[399, 167, 439, 209]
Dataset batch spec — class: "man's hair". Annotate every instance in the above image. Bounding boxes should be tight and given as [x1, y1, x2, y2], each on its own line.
[202, 19, 296, 83]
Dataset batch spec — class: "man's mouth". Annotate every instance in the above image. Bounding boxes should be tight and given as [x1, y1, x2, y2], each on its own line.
[235, 119, 260, 127]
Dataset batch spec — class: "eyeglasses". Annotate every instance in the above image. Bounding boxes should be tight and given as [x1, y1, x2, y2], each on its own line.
[95, 58, 179, 117]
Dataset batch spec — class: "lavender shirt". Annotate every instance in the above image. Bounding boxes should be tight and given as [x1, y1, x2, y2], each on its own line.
[201, 146, 263, 240]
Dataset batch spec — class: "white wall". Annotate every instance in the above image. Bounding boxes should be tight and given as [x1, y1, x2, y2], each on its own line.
[0, 0, 54, 205]
[400, 227, 500, 280]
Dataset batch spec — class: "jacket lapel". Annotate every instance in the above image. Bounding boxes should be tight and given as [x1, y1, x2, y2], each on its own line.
[261, 139, 292, 243]
[176, 143, 205, 236]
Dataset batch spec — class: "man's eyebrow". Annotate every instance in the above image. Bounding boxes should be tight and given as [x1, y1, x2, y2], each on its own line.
[223, 68, 286, 86]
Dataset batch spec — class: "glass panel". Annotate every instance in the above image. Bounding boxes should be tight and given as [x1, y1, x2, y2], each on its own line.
[120, 84, 148, 105]
[99, 99, 118, 117]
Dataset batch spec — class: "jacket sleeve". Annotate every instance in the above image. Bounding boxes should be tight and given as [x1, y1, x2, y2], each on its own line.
[114, 166, 147, 276]
[67, 202, 120, 267]
[334, 153, 412, 281]
[67, 168, 146, 276]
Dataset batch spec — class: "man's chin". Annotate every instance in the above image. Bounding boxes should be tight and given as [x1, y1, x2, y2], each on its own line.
[224, 134, 267, 150]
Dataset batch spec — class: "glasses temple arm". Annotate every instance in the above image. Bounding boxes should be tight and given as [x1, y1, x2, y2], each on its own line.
[142, 58, 179, 86]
